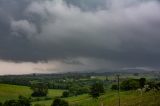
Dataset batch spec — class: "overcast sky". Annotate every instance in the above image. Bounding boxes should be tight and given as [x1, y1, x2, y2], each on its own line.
[0, 0, 160, 75]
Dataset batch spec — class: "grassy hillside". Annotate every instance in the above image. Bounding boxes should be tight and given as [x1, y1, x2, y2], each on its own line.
[0, 84, 64, 103]
[0, 84, 32, 102]
[0, 84, 160, 106]
[32, 94, 90, 106]
[70, 91, 160, 106]
[32, 90, 160, 106]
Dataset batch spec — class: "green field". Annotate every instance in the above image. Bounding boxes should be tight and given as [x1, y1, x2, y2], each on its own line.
[0, 84, 32, 102]
[0, 84, 64, 103]
[0, 84, 160, 106]
[71, 91, 160, 106]
[32, 94, 90, 106]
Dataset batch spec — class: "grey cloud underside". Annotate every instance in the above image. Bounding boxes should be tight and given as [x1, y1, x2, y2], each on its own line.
[0, 0, 160, 70]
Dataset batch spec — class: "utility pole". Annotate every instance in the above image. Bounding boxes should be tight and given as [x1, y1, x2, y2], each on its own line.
[117, 74, 120, 106]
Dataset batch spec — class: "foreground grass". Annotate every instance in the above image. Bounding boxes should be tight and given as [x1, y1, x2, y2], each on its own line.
[33, 90, 160, 106]
[70, 90, 160, 106]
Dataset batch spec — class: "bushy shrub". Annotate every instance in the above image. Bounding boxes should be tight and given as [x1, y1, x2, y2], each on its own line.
[3, 96, 31, 106]
[68, 84, 89, 96]
[62, 91, 69, 97]
[120, 79, 140, 90]
[139, 78, 146, 88]
[51, 98, 69, 106]
[111, 84, 118, 90]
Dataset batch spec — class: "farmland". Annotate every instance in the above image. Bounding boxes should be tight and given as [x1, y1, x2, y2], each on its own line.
[0, 84, 160, 106]
[0, 72, 160, 106]
[0, 84, 64, 103]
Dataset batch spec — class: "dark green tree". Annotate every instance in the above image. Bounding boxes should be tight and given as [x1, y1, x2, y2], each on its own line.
[18, 96, 31, 106]
[111, 84, 118, 90]
[139, 78, 146, 88]
[120, 79, 139, 90]
[51, 98, 69, 106]
[90, 82, 104, 98]
[62, 91, 69, 97]
[3, 96, 31, 106]
[31, 82, 48, 97]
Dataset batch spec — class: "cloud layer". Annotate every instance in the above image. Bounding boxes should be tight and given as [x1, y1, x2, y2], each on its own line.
[0, 0, 160, 73]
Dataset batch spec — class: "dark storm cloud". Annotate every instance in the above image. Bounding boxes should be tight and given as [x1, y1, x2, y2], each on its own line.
[0, 0, 160, 71]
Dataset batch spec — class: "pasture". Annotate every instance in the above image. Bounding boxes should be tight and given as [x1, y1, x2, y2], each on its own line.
[0, 84, 64, 103]
[0, 72, 160, 106]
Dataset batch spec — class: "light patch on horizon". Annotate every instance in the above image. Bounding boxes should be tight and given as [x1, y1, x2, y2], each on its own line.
[0, 57, 121, 75]
[0, 60, 57, 75]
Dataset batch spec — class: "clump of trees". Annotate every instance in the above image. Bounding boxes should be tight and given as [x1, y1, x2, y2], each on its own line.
[120, 79, 140, 90]
[68, 84, 90, 96]
[90, 82, 104, 98]
[51, 98, 69, 106]
[111, 78, 146, 91]
[145, 81, 160, 91]
[111, 84, 118, 90]
[1, 96, 31, 106]
[61, 84, 90, 97]
[139, 78, 146, 88]
[111, 77, 160, 92]
[31, 82, 48, 97]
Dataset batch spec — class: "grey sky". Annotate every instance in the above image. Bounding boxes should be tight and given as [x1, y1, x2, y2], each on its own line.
[0, 0, 160, 74]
